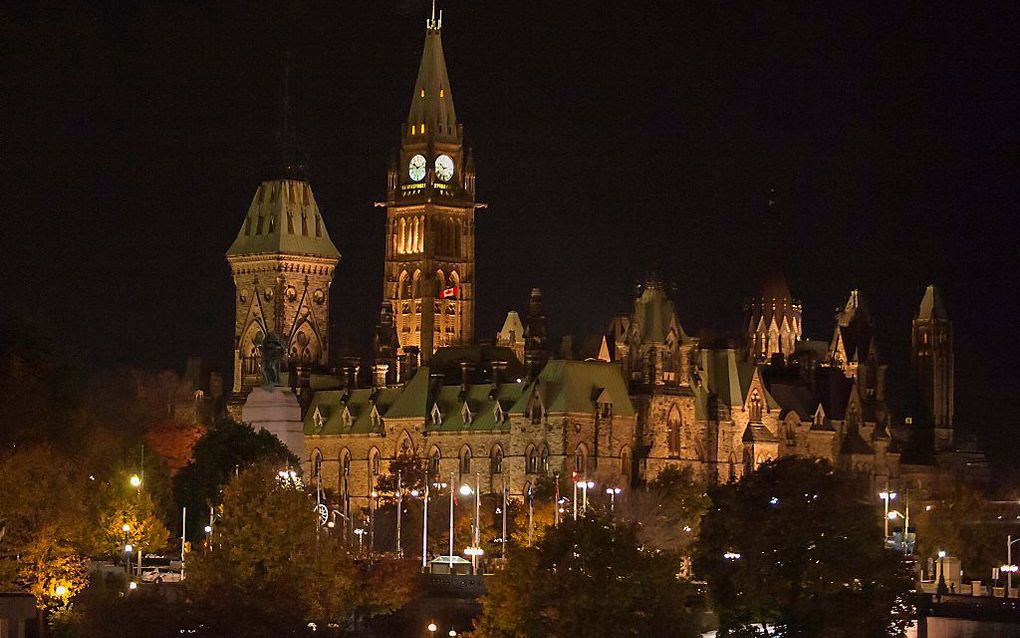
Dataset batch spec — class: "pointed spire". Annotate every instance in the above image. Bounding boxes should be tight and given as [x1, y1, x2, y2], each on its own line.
[917, 284, 948, 321]
[407, 8, 457, 137]
[277, 52, 306, 180]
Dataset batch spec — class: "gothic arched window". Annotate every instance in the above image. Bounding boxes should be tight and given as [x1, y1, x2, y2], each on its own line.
[667, 406, 682, 456]
[525, 445, 537, 474]
[312, 449, 323, 484]
[341, 449, 351, 477]
[429, 447, 441, 477]
[490, 446, 503, 475]
[460, 446, 472, 476]
[539, 445, 550, 474]
[749, 390, 763, 422]
[369, 448, 381, 476]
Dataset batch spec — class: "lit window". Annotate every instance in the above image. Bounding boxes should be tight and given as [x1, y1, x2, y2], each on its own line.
[421, 123, 426, 134]
[420, 88, 425, 97]
[440, 88, 445, 97]
[411, 125, 416, 135]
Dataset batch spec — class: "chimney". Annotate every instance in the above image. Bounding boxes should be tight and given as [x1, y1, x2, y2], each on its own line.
[459, 361, 474, 395]
[373, 363, 389, 388]
[404, 346, 420, 380]
[491, 360, 508, 387]
[340, 356, 361, 389]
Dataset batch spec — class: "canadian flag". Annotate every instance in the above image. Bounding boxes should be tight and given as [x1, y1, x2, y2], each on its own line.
[440, 285, 459, 299]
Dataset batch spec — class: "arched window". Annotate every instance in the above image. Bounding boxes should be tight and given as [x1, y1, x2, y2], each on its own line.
[539, 445, 550, 474]
[312, 449, 323, 484]
[525, 445, 537, 474]
[749, 390, 763, 422]
[490, 446, 503, 475]
[369, 448, 381, 476]
[429, 447, 441, 477]
[460, 446, 472, 475]
[574, 444, 587, 476]
[621, 446, 632, 482]
[667, 405, 682, 456]
[340, 448, 351, 477]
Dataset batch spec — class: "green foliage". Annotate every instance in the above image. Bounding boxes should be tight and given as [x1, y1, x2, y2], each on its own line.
[694, 457, 912, 637]
[913, 485, 1005, 578]
[470, 514, 702, 638]
[173, 418, 298, 537]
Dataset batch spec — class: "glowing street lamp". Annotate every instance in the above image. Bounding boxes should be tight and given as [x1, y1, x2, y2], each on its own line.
[581, 481, 595, 513]
[54, 585, 67, 597]
[879, 488, 897, 540]
[936, 550, 948, 594]
[605, 487, 622, 512]
[724, 552, 742, 560]
[130, 474, 142, 489]
[427, 622, 437, 637]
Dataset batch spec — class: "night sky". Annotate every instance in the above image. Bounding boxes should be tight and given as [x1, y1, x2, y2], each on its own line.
[5, 3, 1017, 464]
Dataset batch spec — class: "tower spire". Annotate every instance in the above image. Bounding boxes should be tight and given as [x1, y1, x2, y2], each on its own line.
[278, 51, 305, 179]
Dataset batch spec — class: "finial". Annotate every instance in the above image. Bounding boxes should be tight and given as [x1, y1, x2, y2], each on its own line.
[427, 1, 442, 30]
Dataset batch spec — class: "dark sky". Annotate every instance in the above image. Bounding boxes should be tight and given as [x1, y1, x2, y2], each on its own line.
[5, 3, 1017, 462]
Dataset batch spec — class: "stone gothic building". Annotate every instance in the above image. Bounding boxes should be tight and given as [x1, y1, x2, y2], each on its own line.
[221, 13, 985, 515]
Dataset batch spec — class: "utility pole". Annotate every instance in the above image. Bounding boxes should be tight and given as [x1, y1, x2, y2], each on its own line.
[421, 478, 430, 570]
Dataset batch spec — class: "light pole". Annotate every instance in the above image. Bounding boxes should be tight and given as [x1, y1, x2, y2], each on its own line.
[1005, 535, 1020, 598]
[460, 480, 481, 574]
[936, 550, 948, 595]
[448, 471, 455, 573]
[887, 496, 910, 555]
[370, 484, 379, 556]
[427, 622, 437, 638]
[421, 479, 430, 571]
[581, 481, 594, 514]
[879, 487, 897, 542]
[606, 487, 621, 513]
[396, 471, 403, 557]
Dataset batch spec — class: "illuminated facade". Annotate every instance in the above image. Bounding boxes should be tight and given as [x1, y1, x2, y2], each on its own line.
[380, 16, 478, 363]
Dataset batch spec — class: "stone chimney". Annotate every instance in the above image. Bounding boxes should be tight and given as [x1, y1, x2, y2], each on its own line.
[340, 356, 361, 390]
[459, 361, 475, 396]
[373, 363, 389, 388]
[404, 346, 420, 381]
[491, 360, 508, 387]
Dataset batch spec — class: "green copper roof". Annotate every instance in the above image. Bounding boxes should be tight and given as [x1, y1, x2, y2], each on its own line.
[227, 179, 340, 260]
[535, 360, 636, 416]
[633, 283, 689, 343]
[407, 27, 457, 134]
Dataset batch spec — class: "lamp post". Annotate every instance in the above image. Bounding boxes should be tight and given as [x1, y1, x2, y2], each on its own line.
[427, 622, 437, 637]
[879, 488, 897, 543]
[396, 471, 403, 557]
[459, 479, 481, 574]
[370, 484, 379, 556]
[448, 471, 455, 573]
[605, 487, 621, 513]
[1006, 535, 1020, 598]
[421, 479, 430, 570]
[581, 481, 595, 514]
[936, 550, 948, 595]
[887, 497, 910, 555]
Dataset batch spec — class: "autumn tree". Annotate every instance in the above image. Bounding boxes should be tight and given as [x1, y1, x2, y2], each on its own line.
[618, 466, 708, 560]
[173, 417, 298, 538]
[694, 457, 912, 637]
[470, 513, 702, 638]
[912, 485, 1007, 579]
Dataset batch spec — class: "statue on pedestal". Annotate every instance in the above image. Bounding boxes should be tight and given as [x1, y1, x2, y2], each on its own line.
[259, 331, 287, 387]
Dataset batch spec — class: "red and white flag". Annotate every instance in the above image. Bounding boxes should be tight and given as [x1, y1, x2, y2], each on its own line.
[440, 285, 459, 299]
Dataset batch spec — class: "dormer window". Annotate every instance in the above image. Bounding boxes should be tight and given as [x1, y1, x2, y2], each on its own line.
[461, 402, 473, 426]
[341, 406, 353, 429]
[313, 407, 325, 433]
[370, 405, 383, 429]
[493, 402, 504, 422]
[431, 403, 442, 425]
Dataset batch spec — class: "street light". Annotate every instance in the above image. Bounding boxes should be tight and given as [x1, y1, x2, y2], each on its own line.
[581, 481, 595, 514]
[1006, 535, 1020, 598]
[130, 474, 141, 488]
[54, 585, 67, 597]
[879, 489, 897, 541]
[427, 622, 437, 637]
[936, 550, 948, 595]
[605, 487, 621, 513]
[449, 631, 457, 637]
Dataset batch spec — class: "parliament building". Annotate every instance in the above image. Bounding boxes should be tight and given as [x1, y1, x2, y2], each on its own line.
[224, 15, 986, 514]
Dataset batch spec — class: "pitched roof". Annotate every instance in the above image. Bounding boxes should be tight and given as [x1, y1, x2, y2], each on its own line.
[536, 360, 636, 416]
[497, 311, 525, 345]
[700, 349, 779, 410]
[633, 283, 689, 343]
[407, 26, 457, 136]
[227, 179, 340, 259]
[840, 428, 874, 455]
[917, 285, 949, 321]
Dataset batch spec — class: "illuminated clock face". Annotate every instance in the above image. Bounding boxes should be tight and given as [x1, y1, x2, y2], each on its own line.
[408, 154, 426, 182]
[435, 154, 455, 182]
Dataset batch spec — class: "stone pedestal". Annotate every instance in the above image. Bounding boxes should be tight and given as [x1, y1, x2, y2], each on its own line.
[241, 385, 304, 462]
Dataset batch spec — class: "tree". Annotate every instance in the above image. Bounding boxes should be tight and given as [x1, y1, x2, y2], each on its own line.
[619, 466, 708, 559]
[173, 418, 298, 538]
[694, 458, 912, 637]
[912, 485, 1006, 579]
[470, 513, 702, 638]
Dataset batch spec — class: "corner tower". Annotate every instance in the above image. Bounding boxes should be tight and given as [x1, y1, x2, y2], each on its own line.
[226, 176, 340, 396]
[380, 13, 479, 363]
[912, 284, 954, 449]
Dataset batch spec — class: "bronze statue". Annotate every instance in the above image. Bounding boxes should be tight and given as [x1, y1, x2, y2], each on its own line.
[258, 331, 287, 387]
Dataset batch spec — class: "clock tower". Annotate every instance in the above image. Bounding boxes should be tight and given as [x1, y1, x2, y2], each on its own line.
[380, 13, 479, 363]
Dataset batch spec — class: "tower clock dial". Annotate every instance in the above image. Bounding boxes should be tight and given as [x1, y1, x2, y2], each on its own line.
[435, 154, 455, 182]
[408, 154, 426, 182]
